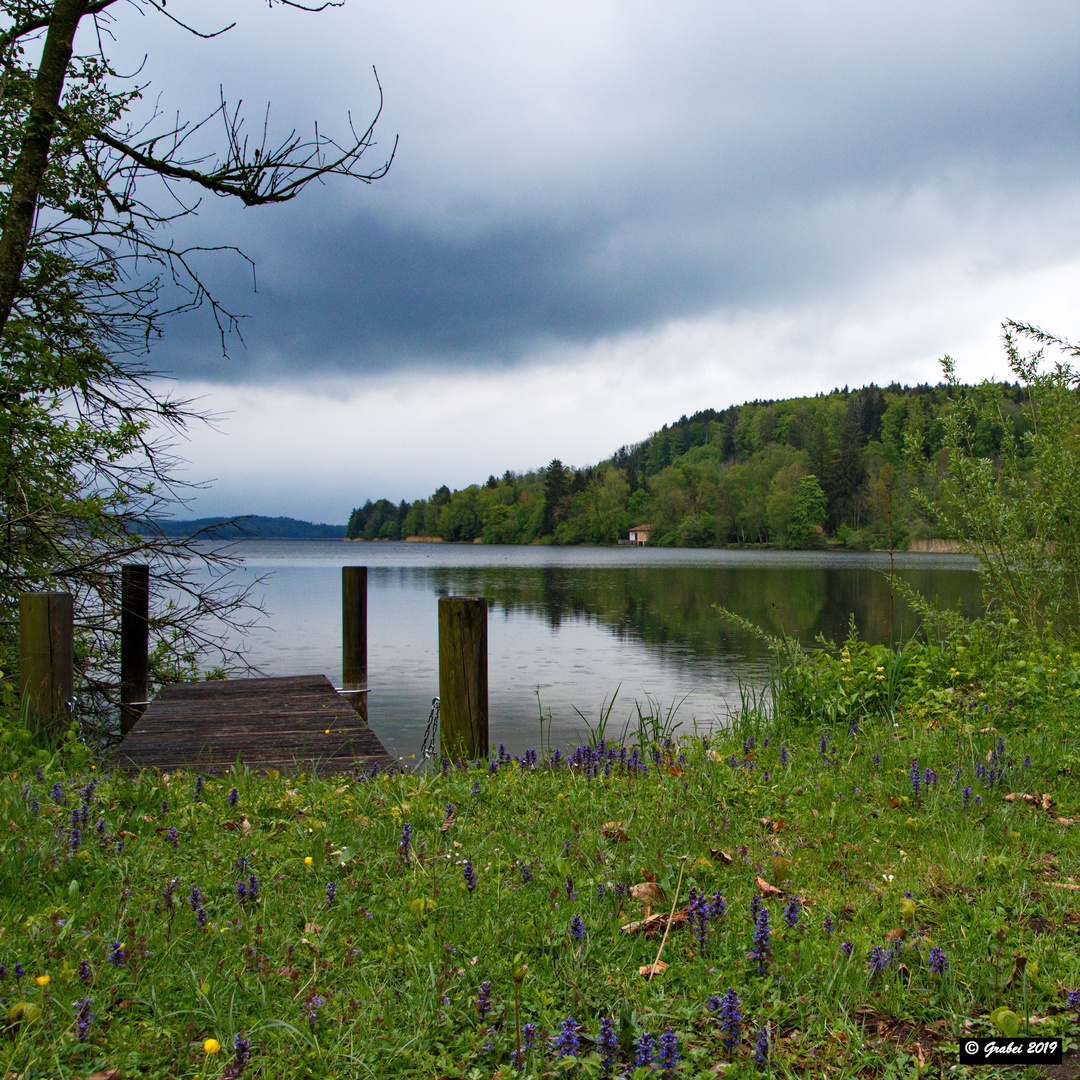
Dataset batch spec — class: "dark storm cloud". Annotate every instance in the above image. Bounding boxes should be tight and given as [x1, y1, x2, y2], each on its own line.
[130, 0, 1080, 385]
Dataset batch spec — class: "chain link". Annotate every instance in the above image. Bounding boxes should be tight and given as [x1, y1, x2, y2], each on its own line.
[419, 696, 440, 762]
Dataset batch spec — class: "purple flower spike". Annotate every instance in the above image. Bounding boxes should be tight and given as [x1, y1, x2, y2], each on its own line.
[477, 980, 492, 1021]
[658, 1028, 679, 1071]
[463, 861, 477, 891]
[553, 1014, 580, 1059]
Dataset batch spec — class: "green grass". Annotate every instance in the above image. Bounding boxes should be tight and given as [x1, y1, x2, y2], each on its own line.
[2, 699, 1080, 1079]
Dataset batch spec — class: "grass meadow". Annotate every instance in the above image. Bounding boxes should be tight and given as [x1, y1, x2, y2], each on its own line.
[2, 672, 1080, 1080]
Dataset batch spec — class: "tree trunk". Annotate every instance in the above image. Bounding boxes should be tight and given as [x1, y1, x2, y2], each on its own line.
[0, 0, 87, 335]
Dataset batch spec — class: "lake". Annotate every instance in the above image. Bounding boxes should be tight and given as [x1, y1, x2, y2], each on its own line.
[196, 541, 982, 759]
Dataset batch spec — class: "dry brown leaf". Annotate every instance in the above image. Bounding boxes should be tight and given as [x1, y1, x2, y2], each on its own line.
[1042, 793, 1053, 812]
[887, 797, 900, 809]
[1050, 881, 1080, 890]
[602, 822, 629, 841]
[620, 910, 687, 936]
[439, 813, 456, 833]
[117, 830, 137, 840]
[88, 1070, 122, 1080]
[1053, 816, 1075, 826]
[884, 927, 907, 942]
[1003, 952, 1027, 991]
[241, 818, 251, 834]
[810, 807, 820, 818]
[710, 848, 733, 864]
[755, 875, 784, 897]
[630, 882, 667, 906]
[772, 819, 786, 832]
[639, 867, 657, 882]
[667, 765, 684, 778]
[979, 726, 998, 734]
[759, 817, 771, 827]
[638, 961, 669, 977]
[304, 922, 323, 935]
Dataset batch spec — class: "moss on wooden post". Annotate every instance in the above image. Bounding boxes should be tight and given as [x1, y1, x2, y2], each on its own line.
[18, 591, 73, 741]
[342, 566, 368, 721]
[438, 596, 488, 761]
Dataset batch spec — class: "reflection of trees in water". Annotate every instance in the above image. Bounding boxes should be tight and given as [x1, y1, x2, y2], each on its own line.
[396, 564, 982, 663]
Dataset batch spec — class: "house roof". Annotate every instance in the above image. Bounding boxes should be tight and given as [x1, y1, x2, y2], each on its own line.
[629, 524, 654, 532]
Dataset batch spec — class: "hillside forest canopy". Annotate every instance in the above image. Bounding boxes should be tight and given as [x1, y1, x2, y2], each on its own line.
[347, 378, 1034, 550]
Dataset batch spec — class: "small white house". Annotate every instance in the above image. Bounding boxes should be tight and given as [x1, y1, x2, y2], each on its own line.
[628, 524, 654, 546]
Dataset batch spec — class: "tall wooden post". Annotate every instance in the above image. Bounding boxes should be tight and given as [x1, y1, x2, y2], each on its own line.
[19, 592, 73, 741]
[342, 566, 368, 721]
[438, 596, 488, 761]
[120, 563, 149, 735]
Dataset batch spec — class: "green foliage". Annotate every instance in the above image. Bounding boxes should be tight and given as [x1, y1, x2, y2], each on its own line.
[348, 379, 1019, 549]
[3, 702, 1080, 1076]
[917, 322, 1080, 643]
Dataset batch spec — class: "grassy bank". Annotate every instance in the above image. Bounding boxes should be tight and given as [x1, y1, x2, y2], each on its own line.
[2, 684, 1080, 1080]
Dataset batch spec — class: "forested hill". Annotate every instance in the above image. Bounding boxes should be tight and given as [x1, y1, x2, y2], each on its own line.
[141, 516, 346, 540]
[347, 380, 1031, 550]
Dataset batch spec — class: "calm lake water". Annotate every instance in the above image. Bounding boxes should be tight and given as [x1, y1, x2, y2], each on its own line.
[198, 541, 982, 758]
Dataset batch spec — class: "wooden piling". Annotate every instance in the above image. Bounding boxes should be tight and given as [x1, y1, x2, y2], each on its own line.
[120, 563, 150, 735]
[438, 596, 488, 761]
[18, 592, 73, 740]
[342, 566, 368, 721]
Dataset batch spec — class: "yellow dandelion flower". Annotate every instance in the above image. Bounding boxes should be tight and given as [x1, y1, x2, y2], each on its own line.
[204, 1038, 221, 1054]
[304, 856, 313, 866]
[325, 729, 330, 734]
[35, 975, 49, 987]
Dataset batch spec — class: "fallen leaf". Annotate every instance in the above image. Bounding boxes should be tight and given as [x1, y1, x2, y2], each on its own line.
[117, 830, 137, 840]
[887, 797, 900, 809]
[88, 1072, 122, 1080]
[630, 882, 667, 906]
[1003, 953, 1027, 991]
[772, 819, 786, 832]
[709, 848, 733, 864]
[639, 868, 657, 883]
[979, 726, 998, 734]
[621, 910, 688, 936]
[602, 822, 629, 841]
[638, 961, 669, 977]
[759, 817, 771, 828]
[755, 876, 784, 897]
[1042, 793, 1053, 812]
[1053, 816, 1075, 826]
[1051, 881, 1080, 890]
[241, 818, 251, 834]
[884, 927, 907, 942]
[811, 808, 820, 818]
[667, 765, 684, 778]
[304, 922, 323, 935]
[439, 813, 456, 833]
[771, 855, 791, 882]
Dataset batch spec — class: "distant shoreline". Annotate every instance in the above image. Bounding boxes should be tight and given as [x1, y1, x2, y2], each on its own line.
[136, 515, 346, 540]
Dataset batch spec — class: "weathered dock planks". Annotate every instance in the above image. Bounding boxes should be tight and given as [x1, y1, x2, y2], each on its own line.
[112, 674, 394, 774]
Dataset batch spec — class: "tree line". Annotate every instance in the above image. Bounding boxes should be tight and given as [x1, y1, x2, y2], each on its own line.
[346, 380, 1033, 549]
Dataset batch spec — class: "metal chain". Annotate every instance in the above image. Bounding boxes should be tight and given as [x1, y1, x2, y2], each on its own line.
[419, 696, 440, 762]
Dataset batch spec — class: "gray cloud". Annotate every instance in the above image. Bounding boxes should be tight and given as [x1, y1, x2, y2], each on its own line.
[109, 0, 1079, 386]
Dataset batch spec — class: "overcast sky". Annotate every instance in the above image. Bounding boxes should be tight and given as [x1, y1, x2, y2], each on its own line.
[100, 0, 1080, 522]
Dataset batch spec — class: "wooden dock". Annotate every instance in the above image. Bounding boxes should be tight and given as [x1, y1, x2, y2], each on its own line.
[112, 674, 394, 775]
